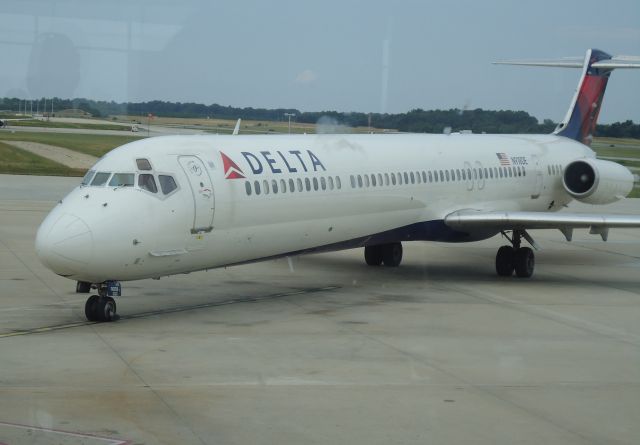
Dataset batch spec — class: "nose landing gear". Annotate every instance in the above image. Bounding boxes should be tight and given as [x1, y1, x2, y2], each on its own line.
[84, 281, 121, 322]
[496, 230, 536, 278]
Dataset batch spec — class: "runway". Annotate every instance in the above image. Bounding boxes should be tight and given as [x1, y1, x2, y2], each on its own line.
[1, 174, 639, 444]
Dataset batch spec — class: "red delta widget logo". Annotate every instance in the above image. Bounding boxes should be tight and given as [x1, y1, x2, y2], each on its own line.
[220, 150, 326, 179]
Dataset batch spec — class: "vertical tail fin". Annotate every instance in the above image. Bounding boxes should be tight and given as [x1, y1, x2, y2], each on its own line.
[495, 49, 640, 146]
[554, 49, 612, 145]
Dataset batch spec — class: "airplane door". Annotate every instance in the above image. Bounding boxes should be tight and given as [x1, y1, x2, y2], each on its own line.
[475, 161, 485, 190]
[464, 161, 474, 191]
[530, 155, 543, 199]
[178, 155, 215, 233]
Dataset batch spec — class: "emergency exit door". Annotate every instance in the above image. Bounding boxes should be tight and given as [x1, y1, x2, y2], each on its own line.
[178, 156, 215, 233]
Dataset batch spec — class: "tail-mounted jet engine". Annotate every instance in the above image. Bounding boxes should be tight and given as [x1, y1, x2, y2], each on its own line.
[563, 159, 634, 205]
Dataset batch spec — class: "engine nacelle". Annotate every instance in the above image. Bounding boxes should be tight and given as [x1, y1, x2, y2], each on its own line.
[563, 158, 634, 205]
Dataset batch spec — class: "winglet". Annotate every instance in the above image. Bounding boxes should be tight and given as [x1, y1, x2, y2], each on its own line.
[233, 119, 241, 135]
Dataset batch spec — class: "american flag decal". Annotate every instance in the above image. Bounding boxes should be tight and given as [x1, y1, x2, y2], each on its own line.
[496, 153, 511, 166]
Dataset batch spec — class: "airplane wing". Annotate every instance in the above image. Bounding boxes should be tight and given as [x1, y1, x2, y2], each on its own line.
[444, 210, 640, 242]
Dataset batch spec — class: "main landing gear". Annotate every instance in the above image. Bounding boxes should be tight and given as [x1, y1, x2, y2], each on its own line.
[77, 280, 121, 322]
[364, 242, 403, 267]
[496, 230, 536, 278]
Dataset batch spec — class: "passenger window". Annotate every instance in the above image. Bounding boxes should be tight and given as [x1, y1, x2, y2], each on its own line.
[136, 158, 152, 171]
[297, 178, 303, 192]
[289, 178, 295, 192]
[81, 170, 96, 185]
[404, 172, 409, 184]
[364, 175, 370, 187]
[410, 172, 415, 184]
[321, 177, 326, 190]
[357, 175, 363, 188]
[478, 169, 483, 180]
[272, 179, 278, 194]
[245, 181, 252, 196]
[350, 175, 356, 188]
[91, 172, 111, 186]
[371, 174, 377, 186]
[138, 174, 158, 193]
[439, 171, 444, 182]
[313, 177, 319, 191]
[428, 171, 433, 182]
[483, 168, 488, 179]
[391, 173, 396, 185]
[254, 180, 261, 195]
[336, 176, 342, 189]
[421, 171, 427, 183]
[263, 180, 270, 194]
[445, 170, 450, 181]
[328, 176, 334, 190]
[378, 173, 383, 185]
[159, 175, 178, 195]
[280, 179, 287, 193]
[305, 177, 311, 191]
[384, 173, 390, 186]
[462, 170, 466, 180]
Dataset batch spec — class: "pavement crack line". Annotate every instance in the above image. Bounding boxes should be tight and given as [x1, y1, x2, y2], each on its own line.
[282, 289, 614, 445]
[0, 286, 340, 339]
[447, 282, 640, 347]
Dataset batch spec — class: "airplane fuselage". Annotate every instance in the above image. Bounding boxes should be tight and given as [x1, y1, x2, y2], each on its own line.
[36, 133, 590, 283]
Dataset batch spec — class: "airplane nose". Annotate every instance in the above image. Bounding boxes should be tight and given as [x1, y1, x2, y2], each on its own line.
[36, 213, 94, 276]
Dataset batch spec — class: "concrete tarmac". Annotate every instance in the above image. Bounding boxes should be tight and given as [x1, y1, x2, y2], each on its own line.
[1, 174, 639, 445]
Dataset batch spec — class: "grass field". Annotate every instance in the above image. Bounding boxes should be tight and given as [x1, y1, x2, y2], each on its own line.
[112, 115, 377, 135]
[8, 119, 131, 131]
[0, 141, 84, 176]
[0, 131, 143, 157]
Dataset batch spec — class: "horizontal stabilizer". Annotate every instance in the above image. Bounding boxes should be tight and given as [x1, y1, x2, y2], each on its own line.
[494, 55, 640, 69]
[496, 49, 640, 145]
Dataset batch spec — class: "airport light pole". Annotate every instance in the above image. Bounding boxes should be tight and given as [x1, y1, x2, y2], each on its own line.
[284, 113, 295, 134]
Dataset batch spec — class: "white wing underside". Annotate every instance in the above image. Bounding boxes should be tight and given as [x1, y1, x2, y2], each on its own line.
[444, 210, 640, 242]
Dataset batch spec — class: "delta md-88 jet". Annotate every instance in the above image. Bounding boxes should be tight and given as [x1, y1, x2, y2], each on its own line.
[35, 49, 640, 322]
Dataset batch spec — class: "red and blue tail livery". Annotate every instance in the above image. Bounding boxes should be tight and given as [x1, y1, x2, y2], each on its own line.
[554, 49, 611, 146]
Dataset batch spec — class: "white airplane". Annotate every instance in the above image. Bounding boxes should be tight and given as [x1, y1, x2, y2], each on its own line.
[35, 48, 640, 322]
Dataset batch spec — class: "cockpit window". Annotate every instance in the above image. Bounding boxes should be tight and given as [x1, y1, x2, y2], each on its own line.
[91, 172, 111, 186]
[136, 158, 152, 171]
[138, 174, 158, 193]
[158, 175, 178, 195]
[109, 173, 135, 187]
[81, 170, 96, 185]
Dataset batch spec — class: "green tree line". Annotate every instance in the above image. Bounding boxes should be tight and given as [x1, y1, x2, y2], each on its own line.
[1, 97, 638, 138]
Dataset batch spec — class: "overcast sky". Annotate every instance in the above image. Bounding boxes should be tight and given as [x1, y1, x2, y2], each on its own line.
[0, 0, 638, 123]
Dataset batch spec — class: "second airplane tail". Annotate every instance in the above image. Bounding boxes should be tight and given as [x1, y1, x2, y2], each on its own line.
[495, 49, 640, 146]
